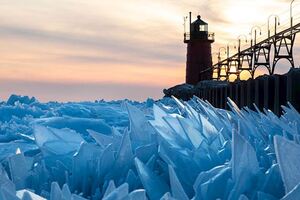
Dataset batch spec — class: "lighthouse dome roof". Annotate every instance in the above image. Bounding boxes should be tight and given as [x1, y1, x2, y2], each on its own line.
[192, 15, 208, 25]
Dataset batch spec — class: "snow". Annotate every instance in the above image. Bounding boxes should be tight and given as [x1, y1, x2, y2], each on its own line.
[0, 94, 299, 199]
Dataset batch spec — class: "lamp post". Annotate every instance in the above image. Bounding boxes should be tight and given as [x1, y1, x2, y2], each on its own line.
[226, 44, 231, 59]
[218, 47, 227, 63]
[291, 0, 295, 28]
[226, 43, 236, 59]
[236, 35, 247, 71]
[237, 35, 248, 53]
[212, 52, 220, 79]
[268, 15, 280, 38]
[250, 26, 262, 46]
[217, 47, 227, 78]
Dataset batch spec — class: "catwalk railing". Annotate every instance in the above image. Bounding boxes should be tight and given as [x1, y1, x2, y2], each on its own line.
[212, 23, 300, 81]
[208, 4, 300, 81]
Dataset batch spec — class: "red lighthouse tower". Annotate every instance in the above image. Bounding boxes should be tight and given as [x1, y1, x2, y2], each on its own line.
[184, 12, 214, 85]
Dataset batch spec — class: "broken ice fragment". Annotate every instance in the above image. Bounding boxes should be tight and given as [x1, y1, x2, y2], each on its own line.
[232, 129, 259, 181]
[135, 158, 169, 200]
[88, 129, 114, 148]
[103, 180, 116, 198]
[0, 187, 20, 200]
[128, 189, 147, 200]
[160, 192, 176, 200]
[50, 182, 63, 200]
[8, 153, 32, 190]
[168, 165, 189, 200]
[102, 183, 128, 200]
[126, 103, 153, 147]
[34, 125, 84, 155]
[274, 135, 300, 194]
[281, 183, 300, 200]
[16, 189, 46, 200]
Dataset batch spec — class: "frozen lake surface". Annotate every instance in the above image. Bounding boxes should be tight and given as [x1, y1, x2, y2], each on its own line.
[0, 94, 300, 200]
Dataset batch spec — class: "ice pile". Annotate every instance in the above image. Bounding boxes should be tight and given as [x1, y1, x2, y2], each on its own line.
[0, 95, 300, 199]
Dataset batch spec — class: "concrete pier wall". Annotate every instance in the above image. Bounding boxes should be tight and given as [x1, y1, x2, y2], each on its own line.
[164, 68, 300, 116]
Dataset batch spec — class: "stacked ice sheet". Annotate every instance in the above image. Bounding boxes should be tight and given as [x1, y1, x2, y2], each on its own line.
[0, 95, 299, 200]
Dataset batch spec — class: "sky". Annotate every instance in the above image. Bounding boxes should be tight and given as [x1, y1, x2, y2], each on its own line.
[0, 0, 299, 102]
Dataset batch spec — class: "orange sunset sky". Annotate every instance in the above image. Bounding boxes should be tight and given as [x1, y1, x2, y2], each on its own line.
[0, 0, 300, 101]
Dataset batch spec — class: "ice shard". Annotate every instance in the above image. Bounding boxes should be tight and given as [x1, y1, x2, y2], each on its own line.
[128, 189, 147, 200]
[281, 183, 300, 200]
[17, 189, 46, 200]
[274, 135, 300, 193]
[102, 183, 128, 200]
[34, 125, 84, 155]
[8, 153, 32, 190]
[103, 180, 116, 198]
[232, 128, 260, 181]
[135, 158, 169, 200]
[88, 129, 114, 149]
[126, 103, 153, 147]
[168, 165, 189, 200]
[229, 127, 260, 199]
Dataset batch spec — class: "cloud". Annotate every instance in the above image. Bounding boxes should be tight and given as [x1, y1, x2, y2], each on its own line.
[0, 0, 299, 101]
[0, 24, 184, 66]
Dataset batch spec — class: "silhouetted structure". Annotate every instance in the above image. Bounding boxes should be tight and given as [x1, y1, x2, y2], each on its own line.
[168, 8, 300, 115]
[184, 12, 214, 85]
[164, 68, 300, 116]
[213, 20, 300, 81]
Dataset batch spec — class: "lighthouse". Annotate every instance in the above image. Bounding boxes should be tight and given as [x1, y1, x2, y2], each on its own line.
[184, 12, 214, 85]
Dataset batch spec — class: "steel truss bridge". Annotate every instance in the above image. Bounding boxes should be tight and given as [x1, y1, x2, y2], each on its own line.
[210, 3, 300, 81]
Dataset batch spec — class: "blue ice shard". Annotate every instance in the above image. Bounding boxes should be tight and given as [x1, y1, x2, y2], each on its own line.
[256, 191, 277, 200]
[126, 103, 153, 147]
[135, 158, 169, 200]
[103, 180, 116, 198]
[0, 165, 17, 199]
[0, 165, 16, 194]
[34, 116, 112, 136]
[71, 143, 102, 195]
[274, 135, 300, 193]
[281, 183, 300, 200]
[50, 182, 63, 200]
[135, 143, 157, 163]
[8, 153, 32, 190]
[168, 165, 189, 200]
[88, 129, 114, 149]
[49, 182, 87, 200]
[229, 127, 260, 199]
[198, 166, 231, 199]
[61, 184, 72, 199]
[160, 192, 176, 200]
[177, 117, 203, 149]
[98, 144, 115, 179]
[0, 187, 19, 200]
[102, 183, 128, 200]
[125, 170, 139, 191]
[128, 189, 147, 200]
[258, 164, 284, 198]
[232, 129, 260, 181]
[34, 125, 84, 155]
[109, 129, 133, 180]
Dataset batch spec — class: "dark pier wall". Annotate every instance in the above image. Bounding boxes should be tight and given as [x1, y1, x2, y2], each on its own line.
[164, 68, 300, 115]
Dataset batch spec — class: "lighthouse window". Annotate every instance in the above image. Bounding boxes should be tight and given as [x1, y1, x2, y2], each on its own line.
[199, 25, 207, 32]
